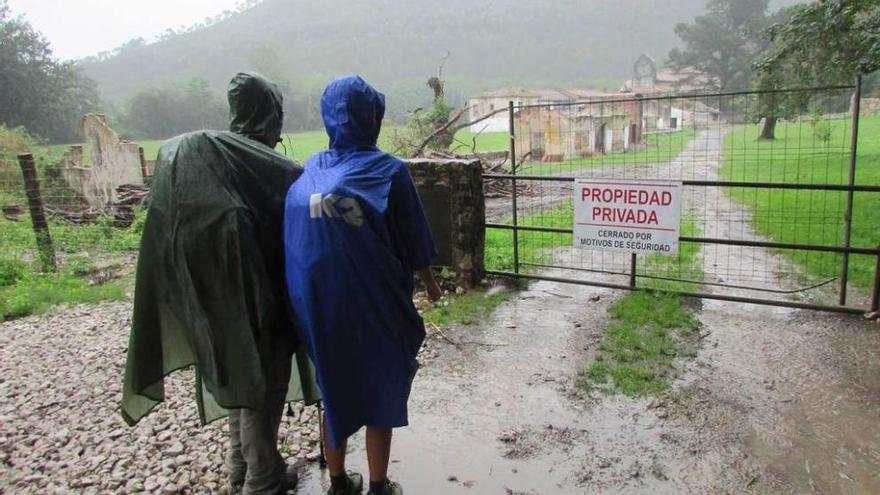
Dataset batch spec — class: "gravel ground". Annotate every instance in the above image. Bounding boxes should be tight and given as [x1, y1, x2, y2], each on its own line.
[0, 302, 324, 495]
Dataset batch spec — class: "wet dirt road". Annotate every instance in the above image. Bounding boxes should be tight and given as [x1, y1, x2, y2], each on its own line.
[294, 277, 880, 494]
[297, 130, 880, 493]
[295, 284, 880, 494]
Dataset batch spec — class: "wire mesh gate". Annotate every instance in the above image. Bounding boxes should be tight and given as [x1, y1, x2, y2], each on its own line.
[483, 78, 880, 315]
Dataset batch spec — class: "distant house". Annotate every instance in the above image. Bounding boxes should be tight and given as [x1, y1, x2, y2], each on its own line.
[620, 54, 721, 131]
[622, 54, 712, 94]
[466, 87, 610, 133]
[513, 95, 644, 162]
[468, 55, 718, 140]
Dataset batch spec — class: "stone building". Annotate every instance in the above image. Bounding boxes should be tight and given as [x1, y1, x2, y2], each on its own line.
[467, 87, 609, 133]
[513, 95, 644, 162]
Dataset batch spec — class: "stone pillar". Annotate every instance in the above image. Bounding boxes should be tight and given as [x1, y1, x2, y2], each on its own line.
[405, 159, 485, 288]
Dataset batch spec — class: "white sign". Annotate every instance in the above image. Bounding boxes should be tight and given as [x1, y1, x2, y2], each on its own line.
[573, 179, 683, 255]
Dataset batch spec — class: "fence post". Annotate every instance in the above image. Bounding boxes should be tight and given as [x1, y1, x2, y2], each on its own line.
[138, 146, 148, 181]
[509, 100, 520, 274]
[629, 254, 637, 288]
[839, 75, 861, 306]
[871, 249, 880, 315]
[17, 153, 56, 272]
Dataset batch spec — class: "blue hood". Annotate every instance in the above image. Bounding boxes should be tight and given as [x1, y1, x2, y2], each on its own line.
[321, 76, 386, 150]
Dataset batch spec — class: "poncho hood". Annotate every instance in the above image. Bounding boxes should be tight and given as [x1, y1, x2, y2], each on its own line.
[321, 76, 386, 150]
[228, 72, 284, 147]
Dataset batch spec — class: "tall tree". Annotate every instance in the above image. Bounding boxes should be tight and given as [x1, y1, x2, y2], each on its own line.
[0, 1, 101, 143]
[668, 0, 776, 91]
[753, 0, 880, 138]
[758, 0, 879, 85]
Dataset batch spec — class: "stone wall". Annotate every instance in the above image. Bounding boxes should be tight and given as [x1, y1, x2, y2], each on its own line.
[55, 115, 145, 210]
[82, 114, 144, 208]
[406, 159, 485, 288]
[55, 145, 93, 207]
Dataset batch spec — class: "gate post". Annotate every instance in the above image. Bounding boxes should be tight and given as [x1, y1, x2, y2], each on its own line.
[839, 75, 861, 306]
[17, 153, 56, 272]
[509, 100, 520, 274]
[871, 249, 880, 315]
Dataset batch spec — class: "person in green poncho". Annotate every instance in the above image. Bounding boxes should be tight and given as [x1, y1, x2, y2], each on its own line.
[121, 72, 320, 495]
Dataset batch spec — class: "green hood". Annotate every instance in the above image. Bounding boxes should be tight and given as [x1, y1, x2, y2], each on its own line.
[228, 72, 284, 147]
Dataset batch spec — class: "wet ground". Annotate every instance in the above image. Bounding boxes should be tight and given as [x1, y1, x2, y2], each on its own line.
[4, 131, 880, 493]
[296, 278, 880, 494]
[299, 129, 880, 493]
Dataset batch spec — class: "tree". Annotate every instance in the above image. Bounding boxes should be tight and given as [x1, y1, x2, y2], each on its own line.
[120, 79, 227, 139]
[753, 0, 880, 138]
[0, 1, 101, 143]
[668, 0, 778, 91]
[758, 0, 879, 85]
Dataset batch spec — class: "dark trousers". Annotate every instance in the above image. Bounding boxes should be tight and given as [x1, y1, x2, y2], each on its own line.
[226, 355, 292, 494]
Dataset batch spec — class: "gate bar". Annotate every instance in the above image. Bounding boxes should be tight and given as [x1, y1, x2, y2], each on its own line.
[515, 84, 857, 110]
[839, 75, 861, 306]
[484, 173, 880, 193]
[520, 261, 837, 295]
[487, 270, 866, 316]
[509, 100, 520, 274]
[484, 222, 880, 255]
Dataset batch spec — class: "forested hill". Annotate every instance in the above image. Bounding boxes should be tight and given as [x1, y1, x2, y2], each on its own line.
[82, 0, 709, 102]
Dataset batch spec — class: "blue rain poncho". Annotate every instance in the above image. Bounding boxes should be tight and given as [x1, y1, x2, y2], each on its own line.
[283, 76, 435, 448]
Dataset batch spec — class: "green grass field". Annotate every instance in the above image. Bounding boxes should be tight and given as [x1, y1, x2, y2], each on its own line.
[517, 129, 696, 176]
[119, 128, 510, 163]
[719, 115, 880, 288]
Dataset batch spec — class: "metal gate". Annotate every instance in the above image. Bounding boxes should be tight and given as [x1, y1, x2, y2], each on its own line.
[483, 78, 880, 315]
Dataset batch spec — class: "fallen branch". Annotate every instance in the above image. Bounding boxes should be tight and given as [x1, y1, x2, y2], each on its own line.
[414, 107, 466, 156]
[414, 105, 512, 157]
[428, 322, 460, 348]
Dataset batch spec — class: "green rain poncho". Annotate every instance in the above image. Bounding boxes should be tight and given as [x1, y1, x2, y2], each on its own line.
[122, 73, 320, 425]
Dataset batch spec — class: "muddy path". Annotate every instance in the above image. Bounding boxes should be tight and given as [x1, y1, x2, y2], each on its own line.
[295, 277, 880, 494]
[297, 278, 707, 494]
[298, 129, 880, 493]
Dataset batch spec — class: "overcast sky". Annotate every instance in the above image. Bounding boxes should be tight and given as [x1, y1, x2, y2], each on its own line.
[7, 0, 244, 60]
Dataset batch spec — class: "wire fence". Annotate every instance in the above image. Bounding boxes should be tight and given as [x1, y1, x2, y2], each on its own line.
[1, 150, 147, 319]
[485, 81, 880, 314]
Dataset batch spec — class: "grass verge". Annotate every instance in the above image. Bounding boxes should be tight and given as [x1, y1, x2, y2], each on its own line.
[0, 211, 144, 322]
[580, 291, 701, 396]
[422, 286, 513, 328]
[581, 218, 704, 396]
[0, 268, 125, 323]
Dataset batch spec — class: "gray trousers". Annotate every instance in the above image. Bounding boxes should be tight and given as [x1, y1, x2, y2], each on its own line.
[226, 355, 292, 495]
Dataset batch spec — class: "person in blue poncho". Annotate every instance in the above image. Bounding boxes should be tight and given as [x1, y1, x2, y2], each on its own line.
[283, 76, 442, 495]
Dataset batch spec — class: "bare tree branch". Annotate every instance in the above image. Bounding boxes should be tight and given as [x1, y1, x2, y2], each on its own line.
[414, 107, 466, 156]
[413, 105, 512, 157]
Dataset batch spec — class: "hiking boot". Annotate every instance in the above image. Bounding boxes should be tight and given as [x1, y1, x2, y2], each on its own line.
[328, 472, 364, 495]
[367, 480, 403, 495]
[228, 464, 299, 494]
